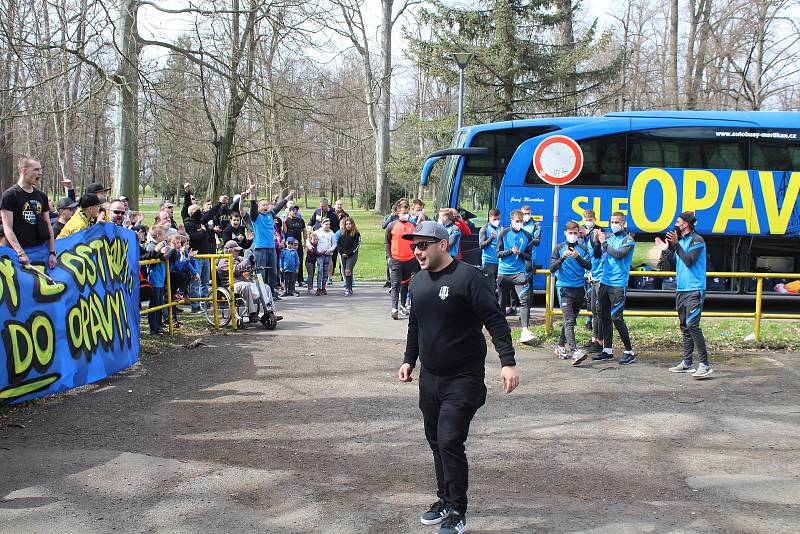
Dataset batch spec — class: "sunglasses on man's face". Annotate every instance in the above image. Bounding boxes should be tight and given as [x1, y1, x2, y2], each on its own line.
[410, 239, 440, 251]
[112, 210, 125, 215]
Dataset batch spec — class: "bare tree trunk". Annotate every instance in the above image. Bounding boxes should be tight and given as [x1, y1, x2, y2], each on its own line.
[113, 0, 141, 208]
[494, 0, 515, 120]
[208, 0, 259, 200]
[669, 0, 679, 108]
[373, 0, 393, 214]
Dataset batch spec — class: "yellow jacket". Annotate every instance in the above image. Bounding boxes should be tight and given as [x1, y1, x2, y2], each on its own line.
[57, 209, 95, 238]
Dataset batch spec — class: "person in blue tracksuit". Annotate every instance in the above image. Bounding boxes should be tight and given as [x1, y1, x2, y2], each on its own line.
[550, 221, 592, 365]
[656, 211, 713, 379]
[581, 209, 605, 353]
[497, 210, 536, 344]
[479, 208, 502, 295]
[594, 211, 637, 365]
[520, 204, 541, 299]
[438, 208, 461, 258]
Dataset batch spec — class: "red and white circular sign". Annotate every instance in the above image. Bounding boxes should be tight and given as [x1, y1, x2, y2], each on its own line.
[532, 135, 584, 186]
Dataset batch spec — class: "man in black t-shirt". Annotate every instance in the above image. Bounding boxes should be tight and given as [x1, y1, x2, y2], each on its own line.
[283, 205, 308, 285]
[398, 221, 519, 533]
[221, 213, 251, 253]
[0, 157, 57, 268]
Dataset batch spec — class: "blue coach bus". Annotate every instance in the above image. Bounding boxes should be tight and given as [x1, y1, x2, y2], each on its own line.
[421, 111, 800, 292]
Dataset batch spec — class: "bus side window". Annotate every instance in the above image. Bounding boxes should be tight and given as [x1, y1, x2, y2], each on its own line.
[751, 136, 800, 171]
[629, 128, 746, 170]
[570, 134, 626, 187]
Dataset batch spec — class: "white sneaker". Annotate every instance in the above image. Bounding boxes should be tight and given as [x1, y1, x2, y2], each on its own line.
[571, 349, 587, 366]
[519, 327, 535, 344]
[693, 363, 714, 379]
[669, 361, 696, 373]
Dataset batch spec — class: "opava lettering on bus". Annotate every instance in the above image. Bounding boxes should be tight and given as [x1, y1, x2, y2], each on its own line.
[570, 168, 800, 235]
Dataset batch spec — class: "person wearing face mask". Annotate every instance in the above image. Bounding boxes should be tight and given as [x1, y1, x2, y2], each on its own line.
[497, 210, 536, 344]
[580, 209, 606, 355]
[479, 208, 502, 294]
[385, 201, 419, 318]
[594, 212, 636, 365]
[656, 211, 713, 379]
[550, 221, 593, 365]
[438, 209, 462, 258]
[519, 205, 542, 303]
[411, 199, 427, 223]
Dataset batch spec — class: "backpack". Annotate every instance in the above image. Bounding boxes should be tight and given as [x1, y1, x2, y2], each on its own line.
[632, 264, 656, 290]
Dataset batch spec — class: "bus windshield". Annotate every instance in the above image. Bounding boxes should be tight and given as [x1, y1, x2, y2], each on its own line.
[435, 131, 467, 211]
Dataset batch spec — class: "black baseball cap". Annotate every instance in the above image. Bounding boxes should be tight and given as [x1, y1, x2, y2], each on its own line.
[56, 197, 78, 210]
[79, 194, 102, 209]
[402, 221, 449, 242]
[85, 183, 111, 194]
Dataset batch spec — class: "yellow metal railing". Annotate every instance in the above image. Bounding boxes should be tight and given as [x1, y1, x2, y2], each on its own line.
[540, 269, 800, 342]
[140, 253, 237, 334]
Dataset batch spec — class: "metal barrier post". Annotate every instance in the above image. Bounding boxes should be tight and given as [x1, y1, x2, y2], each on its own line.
[754, 277, 763, 341]
[544, 272, 552, 336]
[210, 258, 220, 329]
[165, 257, 174, 336]
[228, 254, 237, 330]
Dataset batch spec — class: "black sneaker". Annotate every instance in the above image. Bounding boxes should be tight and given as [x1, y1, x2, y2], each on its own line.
[420, 500, 447, 526]
[582, 341, 603, 353]
[437, 511, 466, 534]
[592, 351, 613, 361]
[619, 351, 636, 365]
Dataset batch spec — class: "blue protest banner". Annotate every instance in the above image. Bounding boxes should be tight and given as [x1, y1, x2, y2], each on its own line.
[0, 223, 140, 405]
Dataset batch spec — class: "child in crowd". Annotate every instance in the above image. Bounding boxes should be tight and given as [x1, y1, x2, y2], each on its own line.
[280, 237, 301, 297]
[313, 218, 337, 295]
[170, 235, 199, 302]
[145, 225, 177, 335]
[305, 232, 319, 295]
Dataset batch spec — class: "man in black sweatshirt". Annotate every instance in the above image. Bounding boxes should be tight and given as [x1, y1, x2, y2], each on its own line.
[398, 221, 519, 534]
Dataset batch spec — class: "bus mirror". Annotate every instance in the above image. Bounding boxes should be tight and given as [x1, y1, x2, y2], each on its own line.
[420, 156, 443, 186]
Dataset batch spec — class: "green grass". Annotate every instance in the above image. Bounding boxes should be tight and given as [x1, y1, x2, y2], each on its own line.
[513, 316, 800, 354]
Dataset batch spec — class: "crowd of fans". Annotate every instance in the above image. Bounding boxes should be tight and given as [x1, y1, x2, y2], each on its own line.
[0, 156, 365, 335]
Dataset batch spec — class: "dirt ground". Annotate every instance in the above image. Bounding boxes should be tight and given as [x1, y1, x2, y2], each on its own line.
[2, 299, 800, 532]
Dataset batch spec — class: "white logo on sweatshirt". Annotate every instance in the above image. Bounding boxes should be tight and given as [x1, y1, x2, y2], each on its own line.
[439, 286, 449, 300]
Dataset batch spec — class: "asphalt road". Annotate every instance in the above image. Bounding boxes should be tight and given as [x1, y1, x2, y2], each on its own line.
[1, 283, 799, 533]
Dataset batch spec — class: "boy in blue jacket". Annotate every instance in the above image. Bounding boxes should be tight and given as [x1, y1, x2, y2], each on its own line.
[280, 237, 301, 297]
[146, 225, 177, 335]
